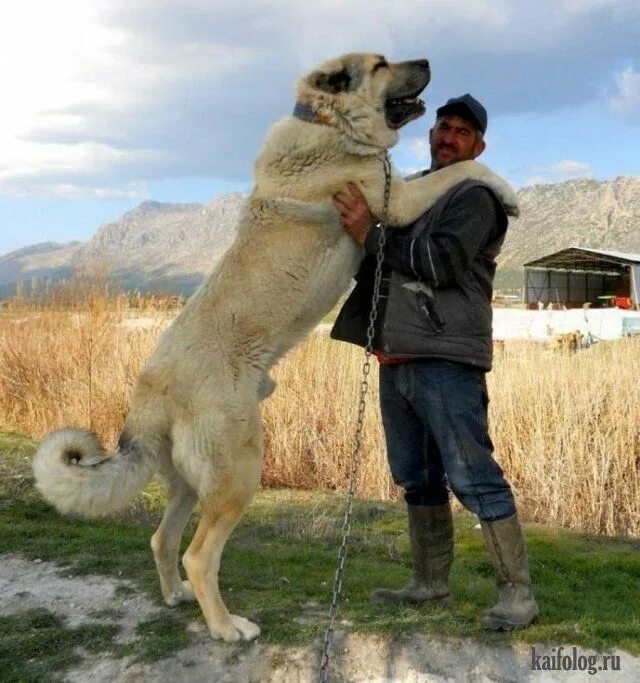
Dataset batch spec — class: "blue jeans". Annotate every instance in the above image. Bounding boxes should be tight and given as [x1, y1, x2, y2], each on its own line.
[379, 360, 516, 522]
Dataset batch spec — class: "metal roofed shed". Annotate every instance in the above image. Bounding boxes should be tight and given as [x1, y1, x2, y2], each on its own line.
[523, 247, 640, 310]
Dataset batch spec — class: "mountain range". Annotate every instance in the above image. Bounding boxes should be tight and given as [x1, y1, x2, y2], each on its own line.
[2, 176, 639, 298]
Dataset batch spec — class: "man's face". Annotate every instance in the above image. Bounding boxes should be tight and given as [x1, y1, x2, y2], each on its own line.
[429, 114, 486, 170]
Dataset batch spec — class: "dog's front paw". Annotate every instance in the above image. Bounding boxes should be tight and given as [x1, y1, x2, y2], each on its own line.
[209, 615, 261, 642]
[505, 199, 520, 218]
[231, 614, 261, 641]
[478, 166, 520, 218]
[497, 178, 520, 217]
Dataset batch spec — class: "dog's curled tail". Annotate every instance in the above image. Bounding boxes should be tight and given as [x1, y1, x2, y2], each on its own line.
[32, 428, 159, 518]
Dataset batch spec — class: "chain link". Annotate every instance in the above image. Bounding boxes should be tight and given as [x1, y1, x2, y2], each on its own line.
[319, 152, 392, 682]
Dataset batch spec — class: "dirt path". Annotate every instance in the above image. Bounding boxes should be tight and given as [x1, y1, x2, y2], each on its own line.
[2, 554, 638, 682]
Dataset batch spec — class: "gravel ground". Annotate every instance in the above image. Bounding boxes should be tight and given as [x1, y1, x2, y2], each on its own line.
[2, 554, 638, 682]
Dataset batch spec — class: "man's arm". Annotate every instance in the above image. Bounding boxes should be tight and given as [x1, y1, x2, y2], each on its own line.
[364, 186, 500, 288]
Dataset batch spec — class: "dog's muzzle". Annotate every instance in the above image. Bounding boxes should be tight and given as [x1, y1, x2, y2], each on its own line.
[385, 98, 426, 129]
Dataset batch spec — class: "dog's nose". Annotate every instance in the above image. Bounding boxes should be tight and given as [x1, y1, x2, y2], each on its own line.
[415, 59, 430, 71]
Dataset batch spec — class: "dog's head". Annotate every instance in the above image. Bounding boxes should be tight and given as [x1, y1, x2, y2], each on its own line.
[295, 53, 430, 149]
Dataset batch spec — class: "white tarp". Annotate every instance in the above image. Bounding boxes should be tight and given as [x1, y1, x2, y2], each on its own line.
[492, 308, 640, 341]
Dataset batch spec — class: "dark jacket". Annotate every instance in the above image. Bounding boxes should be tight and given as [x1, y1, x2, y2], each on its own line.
[330, 177, 508, 370]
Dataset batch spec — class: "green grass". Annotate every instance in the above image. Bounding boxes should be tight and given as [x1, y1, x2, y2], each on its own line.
[1, 430, 639, 681]
[0, 609, 118, 683]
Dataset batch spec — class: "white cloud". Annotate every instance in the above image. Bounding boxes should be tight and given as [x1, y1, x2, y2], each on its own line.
[396, 166, 423, 178]
[0, 135, 167, 197]
[0, 3, 119, 136]
[523, 159, 593, 186]
[563, 0, 621, 13]
[4, 183, 149, 200]
[0, 0, 638, 197]
[281, 0, 510, 66]
[408, 138, 430, 161]
[548, 160, 593, 176]
[611, 67, 640, 118]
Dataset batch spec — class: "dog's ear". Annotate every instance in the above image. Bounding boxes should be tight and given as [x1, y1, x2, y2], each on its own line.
[310, 67, 352, 94]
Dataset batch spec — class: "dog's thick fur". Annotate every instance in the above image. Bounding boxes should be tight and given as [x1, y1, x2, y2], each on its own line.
[33, 53, 519, 642]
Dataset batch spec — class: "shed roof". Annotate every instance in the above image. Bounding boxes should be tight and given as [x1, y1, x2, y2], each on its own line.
[524, 247, 640, 273]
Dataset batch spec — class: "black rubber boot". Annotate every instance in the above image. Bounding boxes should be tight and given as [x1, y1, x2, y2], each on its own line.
[371, 503, 453, 605]
[480, 513, 539, 630]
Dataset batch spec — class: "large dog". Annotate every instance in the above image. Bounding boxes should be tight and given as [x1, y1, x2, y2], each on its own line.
[33, 53, 518, 642]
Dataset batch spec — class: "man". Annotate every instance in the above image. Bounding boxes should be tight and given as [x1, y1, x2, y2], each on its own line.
[331, 95, 539, 630]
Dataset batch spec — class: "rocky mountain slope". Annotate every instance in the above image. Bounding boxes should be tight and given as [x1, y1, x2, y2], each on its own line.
[1, 177, 639, 297]
[72, 195, 243, 292]
[496, 176, 640, 287]
[0, 194, 244, 297]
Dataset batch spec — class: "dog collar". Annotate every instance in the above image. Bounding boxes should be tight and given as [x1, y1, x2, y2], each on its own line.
[293, 102, 315, 121]
[292, 102, 331, 125]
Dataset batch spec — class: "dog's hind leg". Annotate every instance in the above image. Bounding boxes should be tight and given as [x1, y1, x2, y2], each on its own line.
[151, 472, 198, 606]
[182, 413, 263, 642]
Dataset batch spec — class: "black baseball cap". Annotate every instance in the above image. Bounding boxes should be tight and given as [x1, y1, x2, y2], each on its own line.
[436, 94, 487, 134]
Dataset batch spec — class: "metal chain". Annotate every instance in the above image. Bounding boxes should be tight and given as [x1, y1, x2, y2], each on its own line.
[319, 152, 392, 683]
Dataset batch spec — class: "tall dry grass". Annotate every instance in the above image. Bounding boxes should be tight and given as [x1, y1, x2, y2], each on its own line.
[1, 288, 638, 536]
[0, 278, 165, 446]
[262, 333, 393, 501]
[489, 339, 640, 536]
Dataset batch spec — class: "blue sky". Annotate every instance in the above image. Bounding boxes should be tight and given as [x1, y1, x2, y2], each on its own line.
[1, 0, 639, 256]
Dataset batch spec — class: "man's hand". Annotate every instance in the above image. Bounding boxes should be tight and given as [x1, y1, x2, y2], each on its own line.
[333, 182, 374, 246]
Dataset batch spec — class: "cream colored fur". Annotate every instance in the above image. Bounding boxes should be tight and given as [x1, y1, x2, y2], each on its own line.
[33, 53, 519, 642]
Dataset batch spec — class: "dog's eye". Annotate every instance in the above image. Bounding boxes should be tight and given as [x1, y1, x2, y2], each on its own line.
[372, 59, 388, 73]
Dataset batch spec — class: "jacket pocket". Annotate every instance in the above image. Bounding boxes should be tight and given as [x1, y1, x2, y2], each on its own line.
[400, 280, 446, 334]
[416, 291, 445, 333]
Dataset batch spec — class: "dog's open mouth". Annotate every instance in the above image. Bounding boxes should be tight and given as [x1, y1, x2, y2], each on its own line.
[385, 93, 426, 129]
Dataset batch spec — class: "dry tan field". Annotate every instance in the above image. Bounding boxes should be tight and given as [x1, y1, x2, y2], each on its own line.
[1, 288, 638, 537]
